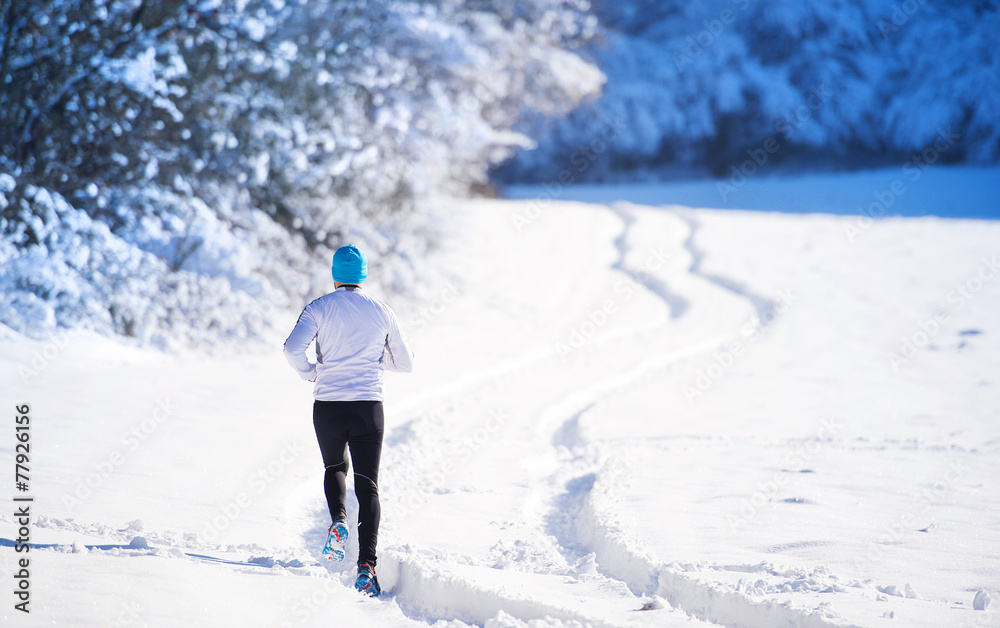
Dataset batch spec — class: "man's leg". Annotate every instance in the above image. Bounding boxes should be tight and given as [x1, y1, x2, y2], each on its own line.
[313, 401, 349, 520]
[348, 401, 384, 567]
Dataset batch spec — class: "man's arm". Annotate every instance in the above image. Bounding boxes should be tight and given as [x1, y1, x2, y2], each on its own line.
[382, 311, 414, 373]
[283, 306, 319, 382]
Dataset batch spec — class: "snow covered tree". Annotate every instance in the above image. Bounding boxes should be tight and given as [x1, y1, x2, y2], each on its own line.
[496, 0, 1000, 183]
[0, 0, 602, 347]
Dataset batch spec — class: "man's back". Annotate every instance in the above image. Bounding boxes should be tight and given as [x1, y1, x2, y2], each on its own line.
[283, 286, 413, 401]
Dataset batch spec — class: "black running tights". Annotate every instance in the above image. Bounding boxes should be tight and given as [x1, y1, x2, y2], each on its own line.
[312, 400, 384, 567]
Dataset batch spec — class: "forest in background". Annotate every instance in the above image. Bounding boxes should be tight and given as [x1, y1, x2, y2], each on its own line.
[497, 0, 1000, 182]
[0, 0, 600, 347]
[1, 0, 997, 348]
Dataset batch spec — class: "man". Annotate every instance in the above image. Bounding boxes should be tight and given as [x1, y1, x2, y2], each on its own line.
[283, 244, 414, 597]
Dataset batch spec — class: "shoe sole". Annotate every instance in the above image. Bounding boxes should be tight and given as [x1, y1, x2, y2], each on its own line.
[323, 523, 349, 562]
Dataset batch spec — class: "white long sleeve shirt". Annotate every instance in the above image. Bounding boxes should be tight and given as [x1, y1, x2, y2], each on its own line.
[283, 286, 413, 401]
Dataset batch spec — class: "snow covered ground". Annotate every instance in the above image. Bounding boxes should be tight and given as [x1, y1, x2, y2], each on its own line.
[505, 166, 1000, 219]
[2, 172, 999, 627]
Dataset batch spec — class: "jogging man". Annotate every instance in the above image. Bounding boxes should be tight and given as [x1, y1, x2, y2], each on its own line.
[283, 244, 414, 596]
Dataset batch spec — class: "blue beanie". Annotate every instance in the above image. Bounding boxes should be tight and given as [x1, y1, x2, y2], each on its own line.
[331, 244, 368, 283]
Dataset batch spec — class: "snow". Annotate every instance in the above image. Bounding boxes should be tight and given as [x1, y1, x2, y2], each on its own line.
[1, 0, 603, 348]
[497, 0, 1000, 183]
[505, 166, 1000, 220]
[2, 179, 999, 626]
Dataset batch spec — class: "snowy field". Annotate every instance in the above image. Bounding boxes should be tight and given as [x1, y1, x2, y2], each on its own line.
[505, 166, 1000, 219]
[2, 173, 999, 627]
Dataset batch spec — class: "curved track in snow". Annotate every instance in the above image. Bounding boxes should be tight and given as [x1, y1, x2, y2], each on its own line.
[14, 195, 996, 627]
[318, 200, 865, 627]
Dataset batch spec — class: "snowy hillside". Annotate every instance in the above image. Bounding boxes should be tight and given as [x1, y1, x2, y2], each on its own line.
[2, 183, 998, 627]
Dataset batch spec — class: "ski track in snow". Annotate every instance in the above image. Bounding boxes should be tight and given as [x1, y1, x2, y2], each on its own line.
[675, 211, 776, 323]
[507, 208, 867, 628]
[542, 405, 869, 628]
[333, 203, 745, 626]
[356, 203, 861, 627]
[9, 197, 996, 627]
[608, 202, 690, 319]
[118, 200, 853, 628]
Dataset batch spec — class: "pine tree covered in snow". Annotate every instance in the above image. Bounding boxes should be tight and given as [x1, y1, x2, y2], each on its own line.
[0, 0, 601, 348]
[496, 0, 1000, 183]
